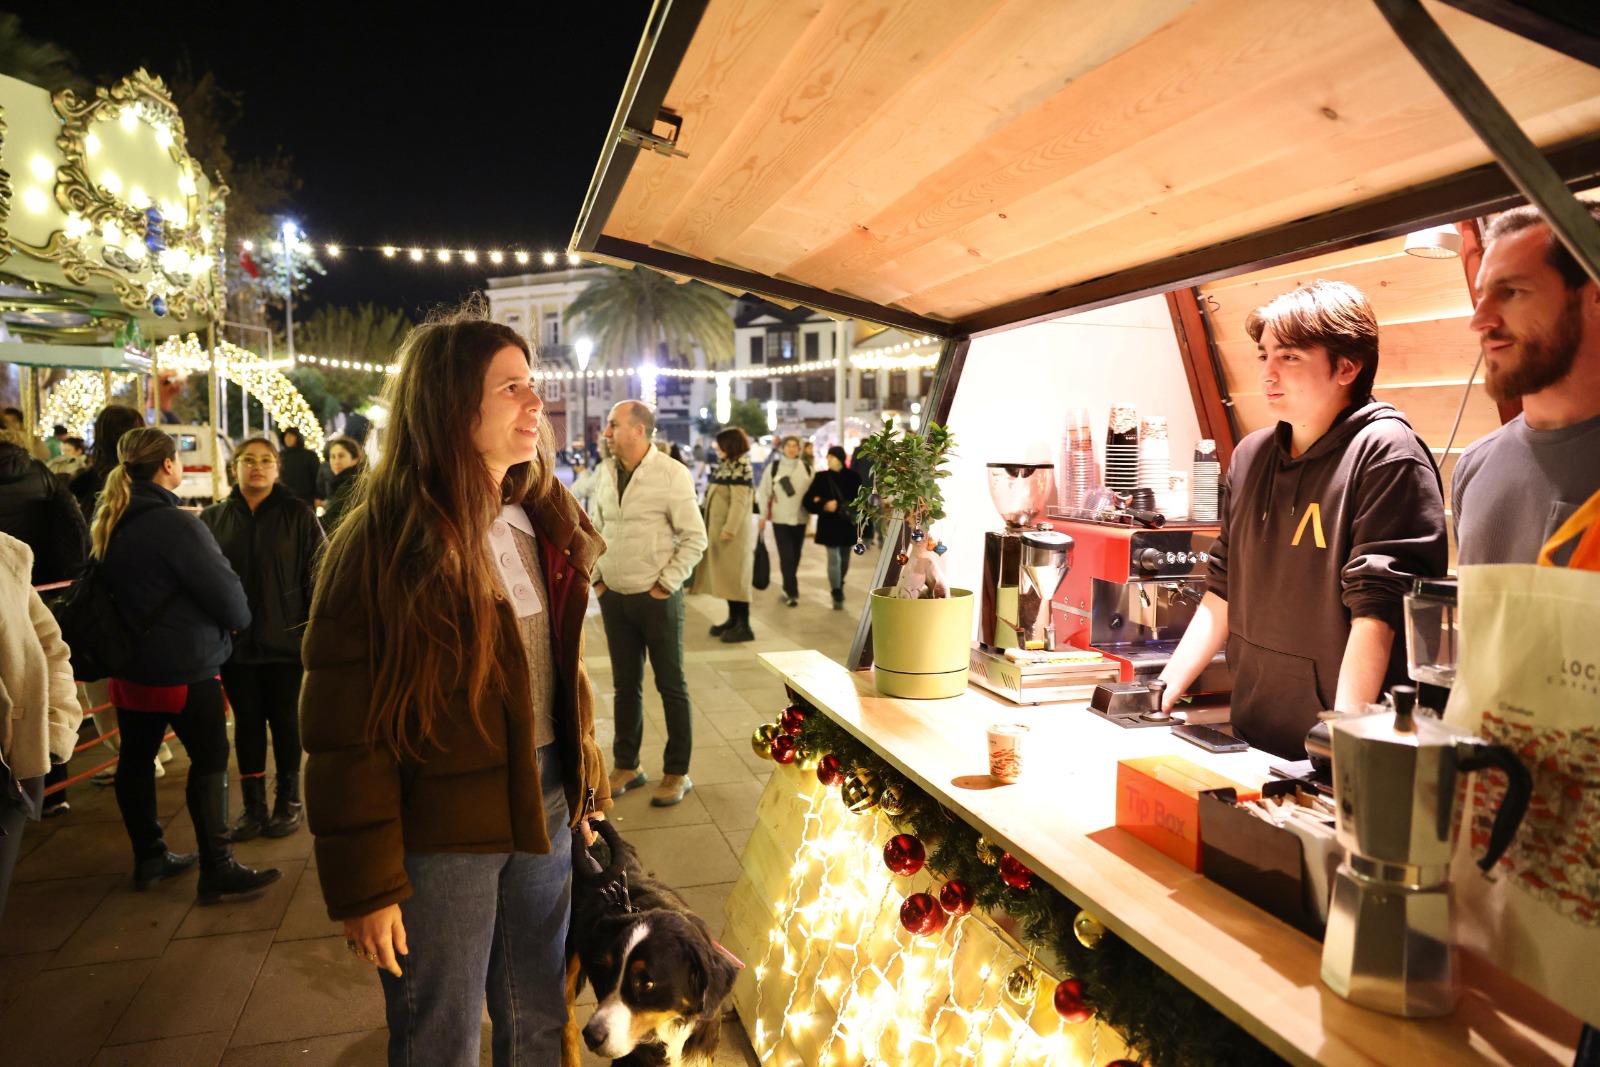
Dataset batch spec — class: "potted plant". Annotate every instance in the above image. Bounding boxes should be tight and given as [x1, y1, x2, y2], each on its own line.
[850, 418, 974, 698]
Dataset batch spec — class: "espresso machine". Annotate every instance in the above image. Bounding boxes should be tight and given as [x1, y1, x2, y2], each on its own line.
[1321, 685, 1531, 1016]
[1046, 511, 1230, 699]
[970, 464, 1120, 704]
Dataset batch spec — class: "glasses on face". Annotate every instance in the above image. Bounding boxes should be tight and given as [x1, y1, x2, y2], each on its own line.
[237, 457, 278, 469]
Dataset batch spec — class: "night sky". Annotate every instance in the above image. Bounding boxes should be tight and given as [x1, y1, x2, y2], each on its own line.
[19, 1, 653, 317]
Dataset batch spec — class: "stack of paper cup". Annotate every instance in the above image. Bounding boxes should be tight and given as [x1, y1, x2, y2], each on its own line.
[1191, 440, 1220, 521]
[1137, 415, 1170, 493]
[1104, 403, 1140, 497]
[1157, 471, 1189, 521]
[1056, 407, 1096, 509]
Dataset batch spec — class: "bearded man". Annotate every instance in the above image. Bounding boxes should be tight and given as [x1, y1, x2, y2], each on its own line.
[1454, 201, 1600, 565]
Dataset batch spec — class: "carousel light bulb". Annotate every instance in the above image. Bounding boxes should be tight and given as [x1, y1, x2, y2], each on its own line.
[515, 250, 530, 264]
[123, 239, 146, 260]
[101, 170, 122, 195]
[178, 173, 197, 195]
[167, 201, 188, 225]
[119, 109, 138, 131]
[85, 132, 101, 154]
[199, 225, 213, 245]
[30, 155, 54, 181]
[22, 188, 48, 214]
[154, 125, 174, 148]
[64, 213, 91, 238]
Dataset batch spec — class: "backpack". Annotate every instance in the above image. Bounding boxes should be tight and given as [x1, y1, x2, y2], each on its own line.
[49, 516, 179, 683]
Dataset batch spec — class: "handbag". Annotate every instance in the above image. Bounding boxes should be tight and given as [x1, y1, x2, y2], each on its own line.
[752, 534, 771, 591]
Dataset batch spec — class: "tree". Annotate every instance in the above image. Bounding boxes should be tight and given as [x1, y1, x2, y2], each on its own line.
[0, 14, 90, 95]
[726, 399, 769, 440]
[564, 266, 734, 373]
[294, 304, 411, 413]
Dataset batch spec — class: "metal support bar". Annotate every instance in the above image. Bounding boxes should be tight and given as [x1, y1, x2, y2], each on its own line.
[1375, 0, 1600, 288]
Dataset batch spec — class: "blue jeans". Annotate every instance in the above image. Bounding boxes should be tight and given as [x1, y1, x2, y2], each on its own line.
[379, 745, 572, 1067]
[826, 544, 851, 593]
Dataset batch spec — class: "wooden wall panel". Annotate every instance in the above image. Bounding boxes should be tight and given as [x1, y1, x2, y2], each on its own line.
[1228, 382, 1497, 447]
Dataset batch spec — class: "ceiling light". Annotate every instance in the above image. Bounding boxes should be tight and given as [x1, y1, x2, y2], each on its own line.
[1403, 225, 1462, 259]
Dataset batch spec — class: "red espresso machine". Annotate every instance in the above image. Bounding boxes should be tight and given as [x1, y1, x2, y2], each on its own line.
[1047, 514, 1231, 699]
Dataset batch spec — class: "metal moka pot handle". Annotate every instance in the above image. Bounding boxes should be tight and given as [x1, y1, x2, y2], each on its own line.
[1454, 739, 1533, 873]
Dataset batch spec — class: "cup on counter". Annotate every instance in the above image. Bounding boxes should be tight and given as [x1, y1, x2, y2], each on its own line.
[987, 723, 1030, 783]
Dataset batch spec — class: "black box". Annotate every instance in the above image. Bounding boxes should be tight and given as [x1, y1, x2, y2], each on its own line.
[1198, 781, 1336, 939]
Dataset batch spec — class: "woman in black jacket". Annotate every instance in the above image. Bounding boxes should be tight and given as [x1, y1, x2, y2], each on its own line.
[803, 446, 864, 610]
[0, 428, 89, 586]
[318, 435, 365, 536]
[95, 428, 279, 901]
[70, 404, 146, 520]
[201, 438, 325, 840]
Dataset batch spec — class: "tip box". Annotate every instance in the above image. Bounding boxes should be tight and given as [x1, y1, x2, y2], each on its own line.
[1115, 755, 1260, 871]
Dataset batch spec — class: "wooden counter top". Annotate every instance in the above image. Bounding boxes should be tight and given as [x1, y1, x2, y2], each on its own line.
[759, 649, 1582, 1067]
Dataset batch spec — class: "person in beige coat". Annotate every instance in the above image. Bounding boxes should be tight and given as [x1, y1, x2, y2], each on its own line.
[694, 427, 757, 643]
[0, 531, 83, 921]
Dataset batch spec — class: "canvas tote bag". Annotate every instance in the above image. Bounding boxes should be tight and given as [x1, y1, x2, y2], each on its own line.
[1444, 491, 1600, 1026]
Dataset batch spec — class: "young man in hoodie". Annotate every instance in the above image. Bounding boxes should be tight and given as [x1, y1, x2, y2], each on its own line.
[1158, 280, 1448, 759]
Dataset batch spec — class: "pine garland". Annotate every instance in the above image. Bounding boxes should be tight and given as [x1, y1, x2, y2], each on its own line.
[793, 708, 1286, 1067]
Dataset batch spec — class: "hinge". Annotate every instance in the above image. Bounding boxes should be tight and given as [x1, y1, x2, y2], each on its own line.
[619, 109, 688, 158]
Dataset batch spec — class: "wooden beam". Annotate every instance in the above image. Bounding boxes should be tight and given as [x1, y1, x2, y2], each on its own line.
[1165, 289, 1237, 469]
[1436, 0, 1600, 70]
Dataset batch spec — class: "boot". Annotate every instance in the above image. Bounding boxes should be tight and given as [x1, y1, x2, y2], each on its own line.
[263, 772, 304, 838]
[133, 849, 198, 891]
[832, 588, 845, 611]
[708, 618, 734, 637]
[720, 623, 756, 643]
[231, 776, 270, 842]
[192, 772, 282, 905]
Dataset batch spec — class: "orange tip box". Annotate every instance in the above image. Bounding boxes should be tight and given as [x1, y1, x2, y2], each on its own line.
[1115, 755, 1260, 872]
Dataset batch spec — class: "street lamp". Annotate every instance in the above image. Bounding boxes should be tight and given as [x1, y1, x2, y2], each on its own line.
[281, 220, 299, 364]
[574, 336, 593, 458]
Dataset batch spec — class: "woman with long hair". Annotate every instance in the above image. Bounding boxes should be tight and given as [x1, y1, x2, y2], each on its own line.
[318, 435, 365, 535]
[93, 428, 280, 900]
[803, 445, 864, 611]
[201, 438, 324, 841]
[694, 426, 757, 642]
[70, 404, 147, 518]
[302, 306, 611, 1066]
[756, 434, 812, 606]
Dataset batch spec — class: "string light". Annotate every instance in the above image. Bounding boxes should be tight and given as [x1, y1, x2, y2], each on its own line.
[231, 237, 580, 271]
[152, 335, 326, 451]
[36, 372, 140, 438]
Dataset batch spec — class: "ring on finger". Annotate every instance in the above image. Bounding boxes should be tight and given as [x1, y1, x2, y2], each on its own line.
[345, 939, 359, 954]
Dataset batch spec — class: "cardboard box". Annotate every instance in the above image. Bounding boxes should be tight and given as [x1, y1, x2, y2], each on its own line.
[1198, 781, 1340, 939]
[1115, 755, 1260, 871]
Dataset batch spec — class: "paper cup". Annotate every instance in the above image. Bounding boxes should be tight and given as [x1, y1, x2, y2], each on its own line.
[987, 724, 1030, 783]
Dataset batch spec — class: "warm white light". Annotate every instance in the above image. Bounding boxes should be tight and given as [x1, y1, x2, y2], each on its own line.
[166, 201, 188, 226]
[178, 173, 197, 195]
[242, 239, 254, 252]
[515, 251, 530, 265]
[123, 239, 146, 260]
[542, 251, 557, 266]
[567, 252, 581, 265]
[119, 109, 138, 131]
[574, 337, 593, 372]
[270, 240, 283, 253]
[64, 213, 91, 238]
[489, 250, 504, 264]
[127, 187, 150, 209]
[85, 133, 100, 154]
[463, 250, 478, 264]
[437, 249, 452, 263]
[154, 125, 174, 148]
[326, 244, 341, 257]
[103, 221, 123, 245]
[29, 155, 54, 181]
[409, 248, 424, 261]
[101, 170, 122, 195]
[382, 246, 397, 257]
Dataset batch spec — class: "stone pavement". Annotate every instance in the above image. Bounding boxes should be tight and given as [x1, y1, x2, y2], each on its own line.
[0, 535, 880, 1066]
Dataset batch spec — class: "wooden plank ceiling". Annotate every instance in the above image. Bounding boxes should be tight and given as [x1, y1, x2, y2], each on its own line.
[598, 0, 1600, 324]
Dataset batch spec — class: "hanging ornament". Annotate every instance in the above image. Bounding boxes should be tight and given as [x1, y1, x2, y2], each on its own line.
[938, 880, 974, 917]
[779, 704, 808, 735]
[975, 837, 1002, 867]
[1073, 909, 1107, 950]
[933, 542, 948, 555]
[816, 753, 844, 787]
[909, 527, 926, 542]
[1002, 964, 1039, 1007]
[841, 771, 878, 814]
[998, 852, 1034, 891]
[793, 735, 819, 770]
[877, 780, 910, 817]
[898, 892, 946, 936]
[1107, 1062, 1140, 1067]
[770, 734, 798, 764]
[882, 834, 926, 877]
[1053, 978, 1093, 1024]
[852, 541, 866, 556]
[895, 551, 909, 565]
[751, 723, 780, 759]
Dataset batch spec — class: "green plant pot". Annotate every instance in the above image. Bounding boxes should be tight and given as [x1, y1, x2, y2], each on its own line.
[869, 588, 975, 699]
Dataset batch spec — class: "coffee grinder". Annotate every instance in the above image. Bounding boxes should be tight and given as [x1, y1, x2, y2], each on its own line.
[1320, 685, 1531, 1017]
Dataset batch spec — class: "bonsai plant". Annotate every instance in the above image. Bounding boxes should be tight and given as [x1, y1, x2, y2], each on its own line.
[849, 418, 973, 698]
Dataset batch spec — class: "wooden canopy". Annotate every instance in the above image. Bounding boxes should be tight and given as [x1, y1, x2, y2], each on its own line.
[572, 0, 1600, 335]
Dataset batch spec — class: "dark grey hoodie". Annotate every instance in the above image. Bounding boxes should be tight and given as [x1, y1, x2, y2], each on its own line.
[1207, 399, 1447, 759]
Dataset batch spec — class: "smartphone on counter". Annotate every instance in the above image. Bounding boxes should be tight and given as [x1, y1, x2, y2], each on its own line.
[1172, 723, 1249, 753]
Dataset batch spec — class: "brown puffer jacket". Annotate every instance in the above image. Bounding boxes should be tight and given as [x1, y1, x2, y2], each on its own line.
[301, 479, 611, 920]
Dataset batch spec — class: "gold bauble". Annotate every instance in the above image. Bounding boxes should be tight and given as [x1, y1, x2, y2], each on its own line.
[793, 736, 820, 770]
[1002, 964, 1039, 1007]
[841, 770, 879, 813]
[751, 723, 780, 759]
[1073, 909, 1107, 950]
[878, 781, 910, 817]
[975, 836, 1002, 866]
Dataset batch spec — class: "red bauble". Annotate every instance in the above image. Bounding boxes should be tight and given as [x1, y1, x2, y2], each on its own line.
[780, 704, 809, 736]
[882, 834, 926, 876]
[770, 734, 798, 764]
[938, 880, 975, 917]
[898, 892, 947, 936]
[1107, 1061, 1140, 1067]
[998, 853, 1034, 891]
[1053, 978, 1093, 1023]
[816, 753, 844, 786]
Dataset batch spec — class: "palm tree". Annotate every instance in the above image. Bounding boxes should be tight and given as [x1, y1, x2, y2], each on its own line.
[292, 304, 412, 412]
[563, 266, 734, 372]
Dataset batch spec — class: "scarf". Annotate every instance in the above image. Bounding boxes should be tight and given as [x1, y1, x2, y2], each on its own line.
[710, 454, 754, 488]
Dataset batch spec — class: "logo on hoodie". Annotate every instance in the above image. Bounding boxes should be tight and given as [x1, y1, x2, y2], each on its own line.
[1290, 502, 1327, 548]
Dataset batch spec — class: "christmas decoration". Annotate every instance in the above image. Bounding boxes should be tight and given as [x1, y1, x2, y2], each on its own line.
[1108, 1061, 1141, 1067]
[882, 834, 926, 877]
[938, 880, 974, 917]
[1054, 977, 1093, 1024]
[999, 852, 1034, 891]
[898, 892, 946, 936]
[751, 723, 779, 759]
[779, 704, 808, 736]
[1074, 909, 1107, 950]
[975, 837, 1002, 867]
[910, 527, 925, 542]
[815, 753, 844, 787]
[852, 542, 867, 556]
[770, 734, 798, 764]
[792, 736, 819, 770]
[895, 551, 909, 565]
[1002, 964, 1039, 1006]
[841, 771, 878, 813]
[877, 780, 910, 817]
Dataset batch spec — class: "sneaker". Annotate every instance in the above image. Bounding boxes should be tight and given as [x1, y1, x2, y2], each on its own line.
[92, 768, 117, 787]
[157, 742, 173, 763]
[651, 774, 692, 807]
[720, 623, 756, 643]
[153, 757, 165, 779]
[43, 801, 70, 818]
[608, 767, 648, 796]
[784, 596, 799, 607]
[709, 619, 734, 637]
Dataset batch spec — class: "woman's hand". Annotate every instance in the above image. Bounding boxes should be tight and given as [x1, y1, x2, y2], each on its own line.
[580, 813, 605, 847]
[344, 904, 408, 977]
[757, 518, 767, 533]
[719, 531, 734, 542]
[823, 500, 838, 513]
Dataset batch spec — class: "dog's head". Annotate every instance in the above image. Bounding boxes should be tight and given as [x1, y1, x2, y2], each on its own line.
[580, 911, 739, 1063]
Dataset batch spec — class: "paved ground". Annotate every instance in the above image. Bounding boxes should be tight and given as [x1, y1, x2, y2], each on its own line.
[0, 535, 876, 1066]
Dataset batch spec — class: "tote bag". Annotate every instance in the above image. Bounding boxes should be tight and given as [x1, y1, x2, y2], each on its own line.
[752, 533, 771, 591]
[1444, 493, 1600, 1025]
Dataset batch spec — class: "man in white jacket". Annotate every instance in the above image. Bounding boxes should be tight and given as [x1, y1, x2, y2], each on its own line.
[591, 402, 708, 807]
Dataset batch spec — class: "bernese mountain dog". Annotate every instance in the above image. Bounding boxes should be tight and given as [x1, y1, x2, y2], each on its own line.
[566, 819, 740, 1066]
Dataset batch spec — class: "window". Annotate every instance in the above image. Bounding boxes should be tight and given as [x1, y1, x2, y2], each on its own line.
[543, 379, 562, 401]
[804, 332, 820, 361]
[544, 313, 560, 346]
[888, 371, 907, 406]
[748, 379, 772, 402]
[859, 374, 877, 401]
[780, 379, 802, 402]
[749, 335, 765, 365]
[766, 327, 797, 363]
[808, 376, 835, 403]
